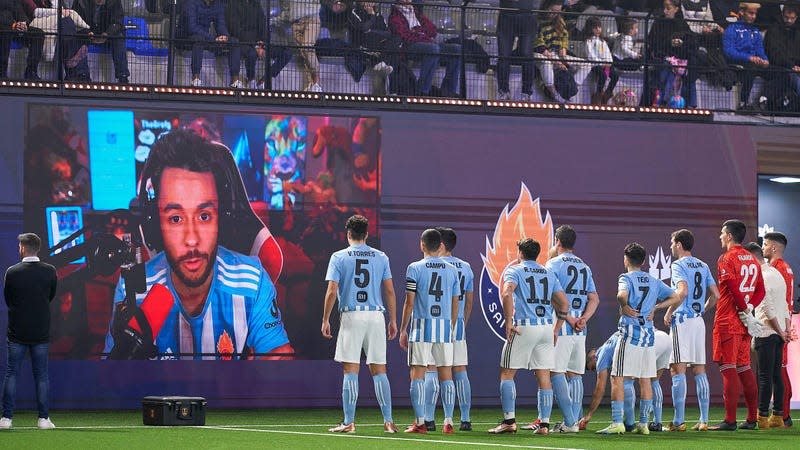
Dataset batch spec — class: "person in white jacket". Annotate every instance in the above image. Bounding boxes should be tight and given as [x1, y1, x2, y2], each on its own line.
[584, 17, 618, 104]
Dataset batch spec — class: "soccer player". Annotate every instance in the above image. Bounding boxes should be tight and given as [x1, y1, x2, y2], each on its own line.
[399, 229, 461, 434]
[322, 214, 398, 433]
[709, 219, 766, 431]
[488, 238, 569, 435]
[537, 225, 599, 432]
[663, 229, 719, 432]
[437, 227, 475, 431]
[580, 329, 672, 431]
[763, 231, 795, 427]
[597, 243, 680, 435]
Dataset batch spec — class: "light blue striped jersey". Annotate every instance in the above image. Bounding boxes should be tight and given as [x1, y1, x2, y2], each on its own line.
[595, 332, 621, 372]
[325, 243, 392, 312]
[104, 246, 289, 360]
[546, 252, 597, 336]
[442, 255, 474, 341]
[617, 270, 674, 347]
[670, 256, 715, 324]
[503, 260, 564, 326]
[406, 256, 460, 343]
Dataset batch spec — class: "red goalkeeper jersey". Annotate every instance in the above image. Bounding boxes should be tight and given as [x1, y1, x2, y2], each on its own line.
[715, 245, 765, 335]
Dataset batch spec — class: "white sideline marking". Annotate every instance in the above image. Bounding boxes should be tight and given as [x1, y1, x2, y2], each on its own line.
[204, 425, 586, 450]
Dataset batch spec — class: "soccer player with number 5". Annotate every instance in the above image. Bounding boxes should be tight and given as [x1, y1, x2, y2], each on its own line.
[709, 220, 766, 431]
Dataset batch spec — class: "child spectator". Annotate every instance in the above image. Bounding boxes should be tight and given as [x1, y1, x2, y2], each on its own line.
[583, 16, 618, 104]
[612, 17, 642, 71]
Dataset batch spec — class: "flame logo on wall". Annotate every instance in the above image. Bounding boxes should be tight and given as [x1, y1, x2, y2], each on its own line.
[479, 183, 554, 340]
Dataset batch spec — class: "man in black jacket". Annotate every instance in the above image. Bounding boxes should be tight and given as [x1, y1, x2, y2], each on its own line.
[764, 5, 800, 99]
[225, 0, 291, 89]
[73, 0, 130, 83]
[0, 0, 44, 79]
[1, 233, 57, 430]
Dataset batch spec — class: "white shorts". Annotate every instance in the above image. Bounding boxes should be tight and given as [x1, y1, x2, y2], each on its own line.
[612, 335, 656, 379]
[409, 341, 454, 367]
[453, 339, 468, 367]
[552, 335, 586, 374]
[334, 311, 386, 365]
[669, 316, 706, 365]
[500, 324, 555, 370]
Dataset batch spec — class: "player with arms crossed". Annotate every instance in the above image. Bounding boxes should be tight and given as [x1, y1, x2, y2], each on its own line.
[597, 242, 680, 435]
[400, 229, 461, 434]
[709, 220, 766, 431]
[322, 215, 398, 433]
[488, 238, 569, 435]
[663, 229, 719, 431]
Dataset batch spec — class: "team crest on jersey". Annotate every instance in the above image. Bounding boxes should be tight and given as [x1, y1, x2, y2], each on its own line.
[479, 183, 554, 341]
[647, 246, 671, 281]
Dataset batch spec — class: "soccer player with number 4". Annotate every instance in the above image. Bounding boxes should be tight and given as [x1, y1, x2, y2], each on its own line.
[322, 215, 398, 434]
[709, 220, 766, 431]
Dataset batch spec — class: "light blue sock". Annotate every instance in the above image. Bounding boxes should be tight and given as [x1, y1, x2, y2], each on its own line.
[568, 375, 583, 421]
[410, 379, 425, 423]
[538, 389, 553, 423]
[671, 374, 686, 425]
[342, 373, 358, 425]
[639, 399, 653, 425]
[500, 379, 516, 420]
[611, 400, 624, 424]
[623, 379, 636, 426]
[652, 379, 663, 424]
[424, 371, 439, 422]
[373, 373, 393, 423]
[453, 370, 471, 422]
[552, 373, 576, 426]
[440, 380, 455, 422]
[696, 373, 710, 423]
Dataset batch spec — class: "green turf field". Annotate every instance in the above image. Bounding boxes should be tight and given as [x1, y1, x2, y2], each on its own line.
[0, 407, 795, 449]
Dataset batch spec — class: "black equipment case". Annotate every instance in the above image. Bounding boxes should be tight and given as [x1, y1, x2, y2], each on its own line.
[142, 396, 206, 426]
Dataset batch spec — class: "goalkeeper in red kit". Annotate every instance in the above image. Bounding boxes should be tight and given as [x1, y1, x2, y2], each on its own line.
[709, 220, 766, 431]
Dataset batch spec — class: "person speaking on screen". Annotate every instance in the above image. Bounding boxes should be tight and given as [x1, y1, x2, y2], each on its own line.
[103, 129, 293, 360]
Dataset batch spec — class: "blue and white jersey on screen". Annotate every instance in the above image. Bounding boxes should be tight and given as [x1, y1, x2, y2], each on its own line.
[670, 256, 715, 324]
[443, 255, 474, 341]
[595, 332, 621, 372]
[503, 260, 564, 326]
[104, 246, 289, 360]
[617, 271, 674, 347]
[546, 252, 597, 336]
[406, 257, 460, 343]
[326, 243, 392, 312]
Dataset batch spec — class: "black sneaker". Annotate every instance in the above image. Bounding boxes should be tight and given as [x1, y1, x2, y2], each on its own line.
[708, 421, 737, 431]
[424, 421, 435, 432]
[118, 76, 129, 84]
[625, 423, 636, 432]
[738, 420, 757, 430]
[459, 421, 472, 431]
[785, 416, 793, 427]
[648, 422, 663, 431]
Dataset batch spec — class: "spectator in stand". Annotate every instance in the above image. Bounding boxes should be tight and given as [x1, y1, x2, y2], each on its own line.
[73, 0, 130, 84]
[533, 0, 589, 103]
[644, 0, 698, 107]
[321, 0, 351, 41]
[389, 0, 462, 97]
[226, 0, 275, 89]
[612, 17, 642, 71]
[280, 0, 322, 92]
[349, 1, 404, 94]
[176, 0, 241, 88]
[711, 0, 739, 27]
[764, 4, 800, 99]
[495, 0, 537, 101]
[584, 16, 617, 104]
[723, 2, 769, 110]
[21, 0, 91, 81]
[0, 0, 44, 79]
[681, 0, 722, 50]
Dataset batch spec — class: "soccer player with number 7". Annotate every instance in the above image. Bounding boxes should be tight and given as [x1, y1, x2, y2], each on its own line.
[709, 220, 766, 431]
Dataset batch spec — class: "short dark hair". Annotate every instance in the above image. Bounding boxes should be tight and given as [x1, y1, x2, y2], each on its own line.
[555, 225, 576, 249]
[435, 227, 457, 252]
[619, 17, 638, 35]
[671, 229, 694, 251]
[785, 4, 799, 16]
[421, 228, 442, 253]
[624, 242, 646, 267]
[18, 233, 41, 254]
[346, 215, 369, 240]
[722, 219, 747, 244]
[744, 242, 764, 260]
[763, 231, 788, 247]
[517, 238, 541, 261]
